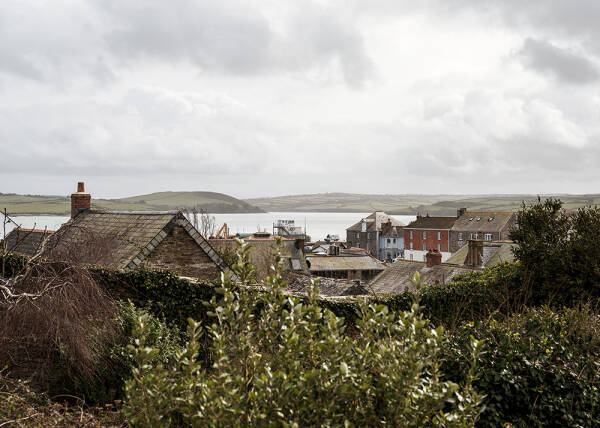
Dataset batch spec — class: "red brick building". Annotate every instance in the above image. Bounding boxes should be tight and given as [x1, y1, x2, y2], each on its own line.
[403, 214, 457, 262]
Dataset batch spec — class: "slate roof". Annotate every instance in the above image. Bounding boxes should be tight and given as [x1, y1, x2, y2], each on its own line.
[451, 211, 516, 233]
[404, 215, 457, 230]
[307, 255, 385, 272]
[347, 211, 405, 232]
[380, 221, 402, 237]
[46, 210, 232, 276]
[368, 260, 474, 294]
[445, 242, 516, 267]
[286, 275, 370, 297]
[3, 228, 55, 256]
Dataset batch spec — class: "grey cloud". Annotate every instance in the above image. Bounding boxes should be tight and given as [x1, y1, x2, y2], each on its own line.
[0, 1, 374, 87]
[95, 0, 374, 86]
[354, 0, 600, 68]
[98, 1, 272, 74]
[517, 38, 599, 84]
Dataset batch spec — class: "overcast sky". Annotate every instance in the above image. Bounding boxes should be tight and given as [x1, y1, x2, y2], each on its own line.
[1, 0, 599, 199]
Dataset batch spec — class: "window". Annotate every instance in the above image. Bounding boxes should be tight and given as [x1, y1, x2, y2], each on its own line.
[437, 231, 441, 240]
[458, 232, 463, 241]
[409, 230, 413, 239]
[422, 231, 427, 239]
[410, 254, 413, 260]
[469, 232, 473, 239]
[484, 233, 492, 241]
[409, 242, 413, 250]
[437, 243, 441, 251]
[423, 242, 427, 251]
[392, 238, 396, 244]
[367, 233, 371, 239]
[473, 233, 479, 239]
[387, 238, 391, 244]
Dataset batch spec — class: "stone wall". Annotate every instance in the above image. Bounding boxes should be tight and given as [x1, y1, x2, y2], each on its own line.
[346, 230, 378, 257]
[143, 225, 219, 280]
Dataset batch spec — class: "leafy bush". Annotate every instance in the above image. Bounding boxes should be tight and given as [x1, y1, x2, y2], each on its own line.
[94, 268, 218, 331]
[443, 306, 600, 427]
[123, 241, 484, 427]
[92, 301, 182, 403]
[319, 262, 523, 330]
[418, 263, 523, 328]
[510, 198, 600, 304]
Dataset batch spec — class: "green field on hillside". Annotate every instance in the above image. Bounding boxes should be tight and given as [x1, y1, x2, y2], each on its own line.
[246, 193, 600, 215]
[0, 191, 264, 215]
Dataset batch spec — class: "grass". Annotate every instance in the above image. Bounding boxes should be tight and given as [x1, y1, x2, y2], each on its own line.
[246, 193, 600, 214]
[0, 191, 264, 215]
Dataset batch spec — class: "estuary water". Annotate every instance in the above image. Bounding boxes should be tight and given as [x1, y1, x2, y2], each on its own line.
[2, 212, 417, 241]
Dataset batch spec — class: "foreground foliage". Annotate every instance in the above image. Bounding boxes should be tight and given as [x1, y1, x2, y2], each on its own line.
[444, 306, 600, 427]
[124, 240, 484, 427]
[510, 198, 600, 304]
[0, 372, 123, 427]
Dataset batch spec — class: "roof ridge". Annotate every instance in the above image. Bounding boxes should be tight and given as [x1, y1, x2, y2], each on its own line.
[12, 227, 55, 233]
[88, 209, 180, 215]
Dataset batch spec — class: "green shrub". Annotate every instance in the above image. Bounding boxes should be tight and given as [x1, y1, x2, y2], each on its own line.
[510, 198, 600, 304]
[94, 268, 218, 331]
[443, 306, 600, 427]
[419, 263, 523, 328]
[123, 240, 484, 427]
[90, 302, 182, 403]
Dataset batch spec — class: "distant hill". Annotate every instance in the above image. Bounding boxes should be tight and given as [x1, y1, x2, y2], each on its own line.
[0, 191, 264, 215]
[246, 193, 600, 215]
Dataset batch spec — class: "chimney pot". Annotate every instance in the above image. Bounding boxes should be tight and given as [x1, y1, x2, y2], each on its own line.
[71, 181, 91, 218]
[425, 250, 442, 267]
[466, 239, 483, 267]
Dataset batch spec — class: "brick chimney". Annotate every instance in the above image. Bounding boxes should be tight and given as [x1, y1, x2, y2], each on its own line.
[465, 239, 483, 267]
[425, 250, 442, 267]
[71, 181, 91, 218]
[457, 207, 467, 218]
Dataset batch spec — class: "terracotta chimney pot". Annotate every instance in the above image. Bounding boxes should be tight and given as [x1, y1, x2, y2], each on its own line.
[71, 181, 91, 218]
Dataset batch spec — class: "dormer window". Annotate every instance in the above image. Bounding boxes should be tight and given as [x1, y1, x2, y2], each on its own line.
[469, 217, 474, 221]
[488, 217, 494, 222]
[476, 217, 481, 221]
